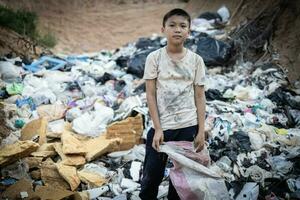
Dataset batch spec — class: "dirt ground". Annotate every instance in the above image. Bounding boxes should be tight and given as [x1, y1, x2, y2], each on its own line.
[1, 0, 299, 82]
[0, 0, 187, 54]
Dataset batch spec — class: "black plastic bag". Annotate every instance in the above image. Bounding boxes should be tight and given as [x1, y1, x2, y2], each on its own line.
[196, 36, 232, 66]
[127, 48, 157, 78]
[135, 37, 162, 50]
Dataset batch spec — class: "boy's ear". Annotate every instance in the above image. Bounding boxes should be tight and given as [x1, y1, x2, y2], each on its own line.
[161, 26, 165, 34]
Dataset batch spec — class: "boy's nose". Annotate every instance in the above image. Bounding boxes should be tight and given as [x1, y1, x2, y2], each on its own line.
[174, 27, 181, 33]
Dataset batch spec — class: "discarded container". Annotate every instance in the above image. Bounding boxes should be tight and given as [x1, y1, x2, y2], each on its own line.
[14, 119, 25, 128]
[24, 56, 67, 73]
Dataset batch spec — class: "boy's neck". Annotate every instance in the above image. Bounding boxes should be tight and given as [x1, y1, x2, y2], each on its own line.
[166, 43, 185, 54]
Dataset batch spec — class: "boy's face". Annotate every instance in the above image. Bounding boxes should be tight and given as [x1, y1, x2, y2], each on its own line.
[162, 15, 190, 46]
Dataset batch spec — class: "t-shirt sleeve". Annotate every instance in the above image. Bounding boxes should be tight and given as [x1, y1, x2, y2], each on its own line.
[194, 56, 206, 86]
[143, 53, 158, 80]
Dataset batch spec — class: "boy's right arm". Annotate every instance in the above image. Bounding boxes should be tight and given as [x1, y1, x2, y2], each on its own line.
[146, 79, 164, 151]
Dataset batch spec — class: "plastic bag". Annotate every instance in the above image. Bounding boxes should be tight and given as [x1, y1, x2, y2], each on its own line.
[0, 61, 22, 82]
[72, 104, 114, 137]
[236, 182, 259, 200]
[196, 36, 232, 66]
[160, 141, 230, 200]
[37, 102, 65, 121]
[217, 6, 230, 22]
[6, 83, 24, 95]
[127, 48, 156, 78]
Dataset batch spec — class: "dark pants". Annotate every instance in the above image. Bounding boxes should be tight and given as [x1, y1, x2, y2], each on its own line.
[139, 125, 198, 200]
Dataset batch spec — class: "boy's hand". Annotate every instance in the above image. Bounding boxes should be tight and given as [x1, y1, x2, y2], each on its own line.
[194, 131, 205, 152]
[152, 129, 164, 151]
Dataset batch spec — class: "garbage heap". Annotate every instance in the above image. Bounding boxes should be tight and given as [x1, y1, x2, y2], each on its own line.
[1, 6, 300, 200]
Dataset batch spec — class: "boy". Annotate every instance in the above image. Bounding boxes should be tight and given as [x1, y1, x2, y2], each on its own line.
[140, 8, 206, 200]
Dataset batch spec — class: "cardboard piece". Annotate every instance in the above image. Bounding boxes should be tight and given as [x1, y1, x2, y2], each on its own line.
[31, 142, 57, 158]
[106, 114, 143, 151]
[0, 178, 38, 200]
[23, 157, 43, 169]
[75, 191, 89, 200]
[83, 135, 122, 162]
[0, 140, 39, 166]
[37, 103, 65, 122]
[53, 143, 86, 166]
[78, 170, 107, 187]
[56, 163, 81, 191]
[61, 130, 86, 155]
[41, 158, 70, 190]
[20, 117, 48, 145]
[35, 185, 74, 200]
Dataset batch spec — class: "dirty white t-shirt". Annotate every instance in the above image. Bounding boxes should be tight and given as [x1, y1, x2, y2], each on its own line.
[143, 46, 206, 130]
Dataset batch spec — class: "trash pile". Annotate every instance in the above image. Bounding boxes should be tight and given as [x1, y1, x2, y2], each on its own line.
[1, 5, 300, 200]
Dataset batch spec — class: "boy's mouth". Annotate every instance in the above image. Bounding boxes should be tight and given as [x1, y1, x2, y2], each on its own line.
[172, 35, 182, 39]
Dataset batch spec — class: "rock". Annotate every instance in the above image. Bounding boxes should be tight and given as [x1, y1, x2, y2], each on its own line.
[53, 143, 86, 166]
[56, 163, 81, 191]
[20, 117, 48, 145]
[41, 158, 70, 190]
[0, 140, 39, 166]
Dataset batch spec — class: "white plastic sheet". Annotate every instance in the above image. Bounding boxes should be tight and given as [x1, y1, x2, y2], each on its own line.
[72, 104, 114, 137]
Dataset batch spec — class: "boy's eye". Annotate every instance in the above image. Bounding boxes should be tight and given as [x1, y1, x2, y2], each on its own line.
[169, 24, 175, 27]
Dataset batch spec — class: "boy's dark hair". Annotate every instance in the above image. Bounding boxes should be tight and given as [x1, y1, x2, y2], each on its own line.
[163, 8, 191, 27]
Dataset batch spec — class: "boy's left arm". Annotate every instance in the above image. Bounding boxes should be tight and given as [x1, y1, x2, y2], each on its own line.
[194, 85, 206, 152]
